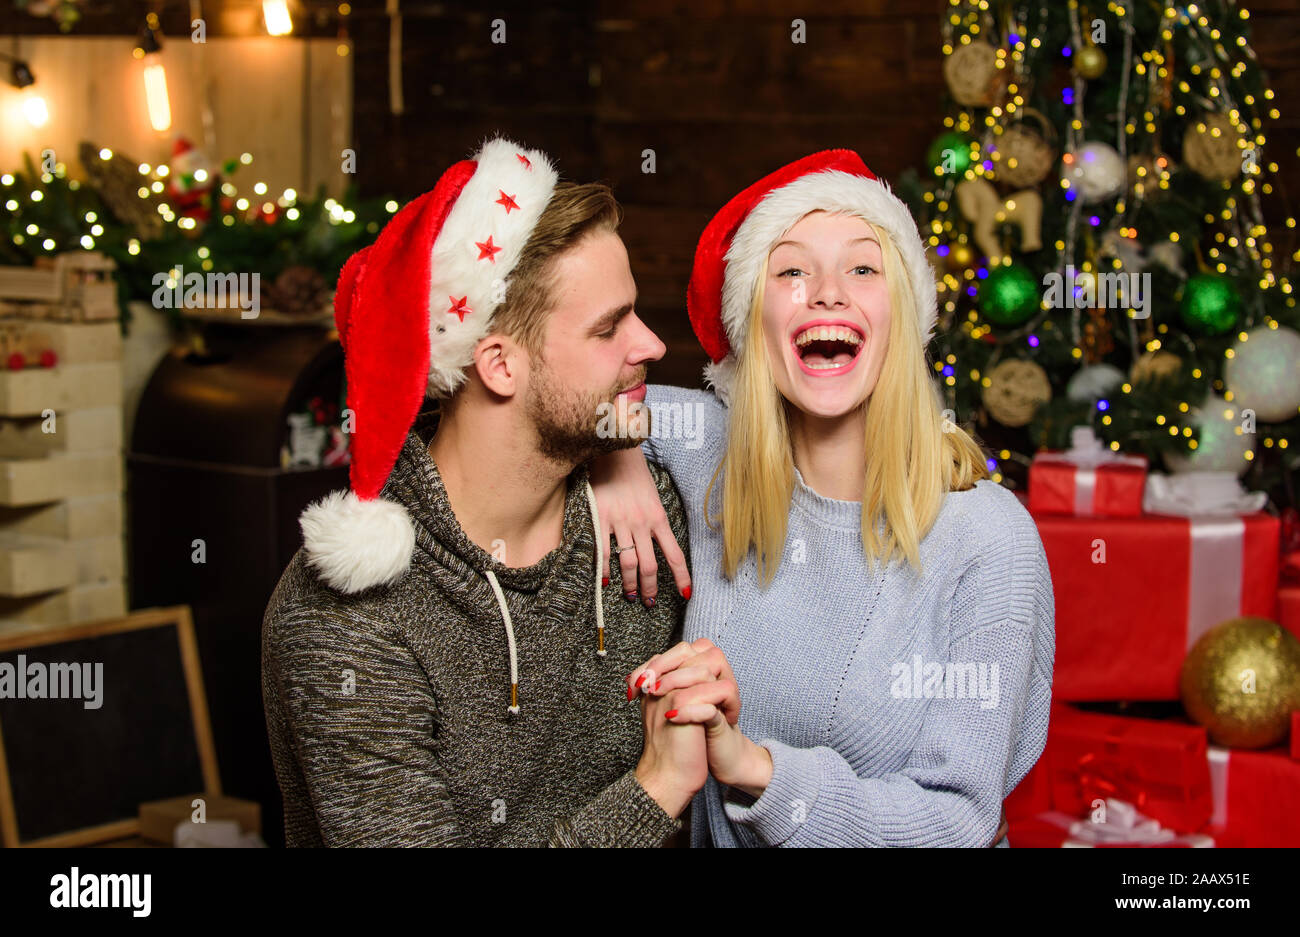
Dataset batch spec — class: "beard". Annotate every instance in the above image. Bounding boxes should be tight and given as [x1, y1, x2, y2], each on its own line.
[526, 353, 646, 464]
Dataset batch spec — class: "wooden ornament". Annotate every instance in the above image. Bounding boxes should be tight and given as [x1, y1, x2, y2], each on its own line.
[995, 109, 1055, 188]
[1183, 113, 1244, 182]
[943, 41, 1002, 107]
[955, 178, 1043, 264]
[1131, 349, 1183, 385]
[982, 358, 1051, 428]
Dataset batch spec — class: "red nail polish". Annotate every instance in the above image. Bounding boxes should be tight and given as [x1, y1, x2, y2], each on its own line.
[602, 576, 609, 586]
[626, 684, 636, 701]
[665, 710, 678, 720]
[653, 681, 661, 692]
[682, 585, 692, 600]
[634, 673, 647, 689]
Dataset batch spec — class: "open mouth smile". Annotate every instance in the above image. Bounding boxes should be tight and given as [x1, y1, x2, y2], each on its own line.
[790, 319, 865, 377]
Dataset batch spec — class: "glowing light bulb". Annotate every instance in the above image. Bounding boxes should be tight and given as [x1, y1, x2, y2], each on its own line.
[21, 90, 49, 128]
[143, 59, 172, 132]
[263, 0, 293, 36]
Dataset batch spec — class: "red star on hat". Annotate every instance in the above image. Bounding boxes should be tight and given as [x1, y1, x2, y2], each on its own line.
[447, 295, 471, 321]
[476, 235, 502, 262]
[496, 190, 520, 214]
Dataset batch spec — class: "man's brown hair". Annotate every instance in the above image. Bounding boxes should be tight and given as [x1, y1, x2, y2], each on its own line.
[490, 181, 623, 357]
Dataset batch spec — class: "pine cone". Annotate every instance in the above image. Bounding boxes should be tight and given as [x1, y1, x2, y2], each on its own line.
[266, 265, 328, 316]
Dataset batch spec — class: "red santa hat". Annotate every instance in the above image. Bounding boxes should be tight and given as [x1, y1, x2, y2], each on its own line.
[687, 149, 938, 404]
[299, 136, 559, 594]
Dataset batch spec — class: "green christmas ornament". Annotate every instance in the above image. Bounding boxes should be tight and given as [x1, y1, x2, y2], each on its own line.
[979, 263, 1039, 326]
[927, 131, 973, 177]
[1179, 273, 1240, 336]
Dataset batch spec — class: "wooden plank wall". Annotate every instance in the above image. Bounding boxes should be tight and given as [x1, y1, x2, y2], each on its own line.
[3, 1, 1298, 390]
[348, 0, 1300, 390]
[346, 0, 942, 387]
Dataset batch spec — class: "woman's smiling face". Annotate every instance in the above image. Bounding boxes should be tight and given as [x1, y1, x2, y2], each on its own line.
[759, 210, 892, 419]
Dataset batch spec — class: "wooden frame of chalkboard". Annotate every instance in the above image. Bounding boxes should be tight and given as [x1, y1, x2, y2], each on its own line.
[0, 605, 220, 847]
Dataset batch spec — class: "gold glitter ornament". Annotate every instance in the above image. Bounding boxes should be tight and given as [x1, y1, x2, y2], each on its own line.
[1180, 617, 1300, 749]
[1074, 44, 1108, 80]
[948, 242, 975, 271]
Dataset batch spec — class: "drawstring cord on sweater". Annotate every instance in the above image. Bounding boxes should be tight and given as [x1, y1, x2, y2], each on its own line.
[583, 480, 607, 658]
[483, 568, 520, 714]
[484, 479, 606, 714]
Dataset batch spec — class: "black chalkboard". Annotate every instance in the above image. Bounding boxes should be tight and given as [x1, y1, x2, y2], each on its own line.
[0, 606, 219, 846]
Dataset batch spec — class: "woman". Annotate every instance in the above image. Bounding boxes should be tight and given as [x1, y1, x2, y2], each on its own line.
[592, 149, 1055, 847]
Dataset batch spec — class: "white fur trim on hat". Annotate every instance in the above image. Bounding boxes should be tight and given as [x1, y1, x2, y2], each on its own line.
[300, 489, 416, 593]
[715, 170, 938, 399]
[702, 354, 738, 407]
[426, 137, 559, 398]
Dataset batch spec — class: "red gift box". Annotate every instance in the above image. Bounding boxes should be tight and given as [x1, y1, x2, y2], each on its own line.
[1205, 744, 1300, 847]
[1279, 585, 1300, 644]
[1043, 704, 1213, 832]
[1007, 704, 1300, 847]
[1032, 509, 1279, 700]
[1029, 451, 1148, 517]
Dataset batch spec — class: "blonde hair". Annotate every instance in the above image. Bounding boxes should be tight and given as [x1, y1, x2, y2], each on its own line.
[704, 221, 990, 586]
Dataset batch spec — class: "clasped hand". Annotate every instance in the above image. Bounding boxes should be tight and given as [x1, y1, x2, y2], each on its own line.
[629, 638, 772, 815]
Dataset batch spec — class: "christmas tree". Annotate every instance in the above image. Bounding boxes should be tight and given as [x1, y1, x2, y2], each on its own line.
[901, 0, 1299, 506]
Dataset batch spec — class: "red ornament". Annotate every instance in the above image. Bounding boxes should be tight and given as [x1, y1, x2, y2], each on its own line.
[7, 352, 24, 370]
[39, 349, 57, 368]
[475, 236, 502, 262]
[516, 153, 532, 169]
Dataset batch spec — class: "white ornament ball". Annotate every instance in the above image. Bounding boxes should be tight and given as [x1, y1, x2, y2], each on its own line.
[1164, 394, 1256, 476]
[1224, 326, 1300, 423]
[1066, 363, 1125, 403]
[1146, 240, 1186, 279]
[1064, 142, 1125, 203]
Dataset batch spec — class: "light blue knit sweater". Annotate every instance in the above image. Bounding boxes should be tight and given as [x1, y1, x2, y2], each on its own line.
[640, 383, 1055, 847]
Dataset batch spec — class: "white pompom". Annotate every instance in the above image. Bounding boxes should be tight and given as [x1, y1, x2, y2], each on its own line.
[299, 490, 415, 593]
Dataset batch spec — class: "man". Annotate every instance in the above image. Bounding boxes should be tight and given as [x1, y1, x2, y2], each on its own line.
[262, 137, 715, 846]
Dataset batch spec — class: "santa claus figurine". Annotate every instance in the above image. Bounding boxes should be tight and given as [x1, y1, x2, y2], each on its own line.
[167, 136, 214, 221]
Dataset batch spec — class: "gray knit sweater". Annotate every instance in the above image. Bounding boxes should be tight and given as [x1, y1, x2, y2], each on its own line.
[641, 383, 1055, 847]
[262, 410, 690, 846]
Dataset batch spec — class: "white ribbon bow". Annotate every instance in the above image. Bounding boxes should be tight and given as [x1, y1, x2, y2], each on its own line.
[1144, 470, 1268, 516]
